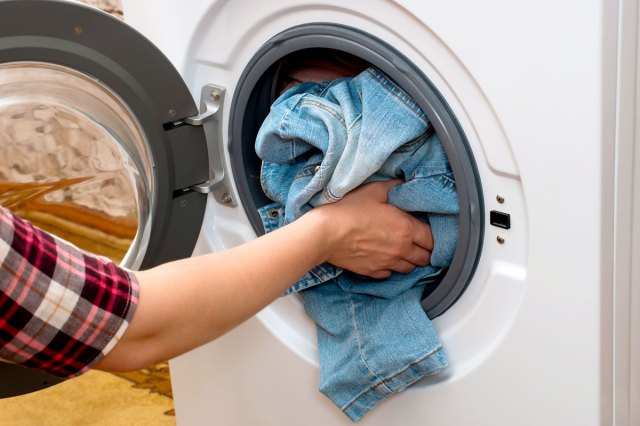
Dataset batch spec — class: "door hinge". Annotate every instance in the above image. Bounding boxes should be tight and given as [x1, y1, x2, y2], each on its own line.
[181, 84, 237, 207]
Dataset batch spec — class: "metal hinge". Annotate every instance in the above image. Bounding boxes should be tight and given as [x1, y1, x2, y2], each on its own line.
[182, 84, 237, 207]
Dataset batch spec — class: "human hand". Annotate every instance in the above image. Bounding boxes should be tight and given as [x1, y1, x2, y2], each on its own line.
[311, 180, 434, 279]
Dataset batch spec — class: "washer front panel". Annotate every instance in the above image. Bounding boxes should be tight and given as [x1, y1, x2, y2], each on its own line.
[127, 0, 611, 425]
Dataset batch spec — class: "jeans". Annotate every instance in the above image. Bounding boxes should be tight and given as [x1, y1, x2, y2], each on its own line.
[256, 68, 458, 422]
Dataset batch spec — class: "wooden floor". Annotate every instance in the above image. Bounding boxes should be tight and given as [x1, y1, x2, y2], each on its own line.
[0, 364, 175, 425]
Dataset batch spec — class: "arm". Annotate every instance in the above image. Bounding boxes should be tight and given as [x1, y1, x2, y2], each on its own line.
[95, 180, 433, 372]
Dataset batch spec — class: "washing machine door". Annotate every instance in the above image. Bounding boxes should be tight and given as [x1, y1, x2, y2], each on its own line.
[0, 0, 220, 397]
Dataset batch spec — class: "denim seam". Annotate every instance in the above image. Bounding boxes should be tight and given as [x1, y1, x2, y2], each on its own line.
[340, 344, 444, 414]
[318, 83, 331, 97]
[299, 98, 346, 128]
[403, 295, 431, 337]
[324, 186, 341, 203]
[260, 162, 278, 202]
[438, 173, 456, 184]
[346, 290, 393, 395]
[393, 129, 431, 153]
[318, 79, 341, 97]
[366, 68, 428, 125]
[259, 163, 269, 199]
[294, 164, 319, 180]
[346, 113, 362, 134]
[279, 100, 292, 141]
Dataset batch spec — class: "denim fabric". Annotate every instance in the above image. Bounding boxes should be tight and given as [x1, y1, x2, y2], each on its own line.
[256, 67, 458, 422]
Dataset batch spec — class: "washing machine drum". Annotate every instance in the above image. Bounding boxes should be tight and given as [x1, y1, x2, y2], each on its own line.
[0, 0, 484, 399]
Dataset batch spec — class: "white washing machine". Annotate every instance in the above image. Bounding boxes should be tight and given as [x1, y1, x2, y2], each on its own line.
[0, 0, 638, 424]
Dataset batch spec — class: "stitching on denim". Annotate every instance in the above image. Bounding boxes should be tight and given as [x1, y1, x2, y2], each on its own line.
[393, 129, 431, 153]
[279, 103, 292, 143]
[318, 80, 340, 97]
[318, 83, 331, 98]
[298, 98, 346, 128]
[411, 164, 454, 180]
[341, 345, 444, 414]
[279, 108, 301, 162]
[259, 162, 276, 202]
[346, 113, 362, 134]
[366, 68, 428, 125]
[367, 67, 422, 112]
[324, 186, 342, 203]
[309, 264, 341, 283]
[294, 164, 319, 180]
[345, 290, 392, 398]
[402, 292, 432, 337]
[437, 173, 456, 184]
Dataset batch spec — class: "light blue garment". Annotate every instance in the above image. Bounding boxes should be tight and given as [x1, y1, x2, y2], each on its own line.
[256, 67, 458, 422]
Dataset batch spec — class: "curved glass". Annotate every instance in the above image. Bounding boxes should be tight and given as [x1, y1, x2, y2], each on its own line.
[0, 62, 154, 268]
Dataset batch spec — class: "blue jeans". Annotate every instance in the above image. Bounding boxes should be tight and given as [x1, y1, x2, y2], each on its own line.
[256, 68, 458, 421]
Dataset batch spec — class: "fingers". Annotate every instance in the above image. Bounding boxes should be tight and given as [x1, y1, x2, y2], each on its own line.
[363, 245, 431, 279]
[369, 270, 393, 279]
[403, 244, 432, 267]
[392, 259, 419, 274]
[376, 199, 433, 252]
[320, 179, 435, 279]
[359, 179, 402, 203]
[409, 217, 434, 251]
[385, 246, 431, 275]
[363, 208, 433, 275]
[377, 178, 403, 192]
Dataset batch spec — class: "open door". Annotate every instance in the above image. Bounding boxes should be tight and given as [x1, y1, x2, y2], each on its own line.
[0, 0, 217, 397]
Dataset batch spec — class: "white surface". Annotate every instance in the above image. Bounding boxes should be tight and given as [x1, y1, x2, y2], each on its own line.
[122, 0, 633, 424]
[615, 0, 640, 424]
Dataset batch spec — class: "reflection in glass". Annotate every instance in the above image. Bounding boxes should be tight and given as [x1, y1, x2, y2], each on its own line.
[0, 63, 154, 267]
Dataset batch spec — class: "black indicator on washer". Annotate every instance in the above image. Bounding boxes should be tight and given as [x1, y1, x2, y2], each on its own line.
[490, 211, 511, 229]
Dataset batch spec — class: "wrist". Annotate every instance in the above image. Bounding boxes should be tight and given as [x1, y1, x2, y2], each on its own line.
[297, 207, 340, 265]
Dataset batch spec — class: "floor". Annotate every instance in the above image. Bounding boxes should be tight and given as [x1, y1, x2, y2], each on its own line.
[0, 364, 175, 425]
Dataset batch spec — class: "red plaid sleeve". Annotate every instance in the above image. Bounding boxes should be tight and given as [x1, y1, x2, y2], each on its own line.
[0, 206, 139, 378]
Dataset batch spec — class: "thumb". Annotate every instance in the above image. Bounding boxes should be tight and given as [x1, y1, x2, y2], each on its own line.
[369, 179, 402, 202]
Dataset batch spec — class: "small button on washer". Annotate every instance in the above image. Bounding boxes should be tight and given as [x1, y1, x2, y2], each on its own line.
[490, 210, 511, 229]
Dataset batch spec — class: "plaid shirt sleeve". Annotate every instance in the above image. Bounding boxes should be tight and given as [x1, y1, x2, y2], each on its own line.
[0, 206, 139, 378]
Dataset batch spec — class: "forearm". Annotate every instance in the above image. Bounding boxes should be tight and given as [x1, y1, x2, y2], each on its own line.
[95, 180, 433, 372]
[95, 210, 331, 371]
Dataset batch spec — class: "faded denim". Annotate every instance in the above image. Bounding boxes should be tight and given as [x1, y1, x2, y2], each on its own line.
[256, 68, 458, 422]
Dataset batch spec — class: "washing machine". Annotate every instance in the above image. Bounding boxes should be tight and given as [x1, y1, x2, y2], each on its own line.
[0, 0, 638, 424]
